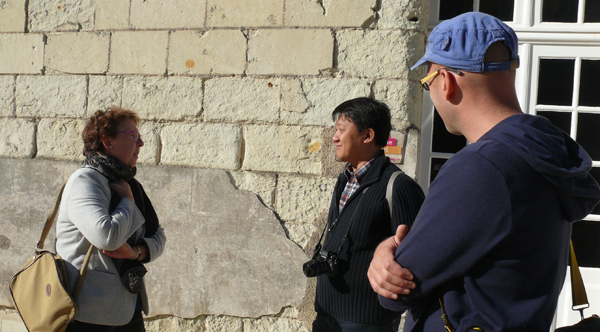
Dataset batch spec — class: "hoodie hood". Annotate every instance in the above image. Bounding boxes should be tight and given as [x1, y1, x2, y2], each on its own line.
[481, 113, 600, 222]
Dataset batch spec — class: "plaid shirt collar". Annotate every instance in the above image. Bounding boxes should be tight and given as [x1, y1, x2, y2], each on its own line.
[338, 157, 376, 212]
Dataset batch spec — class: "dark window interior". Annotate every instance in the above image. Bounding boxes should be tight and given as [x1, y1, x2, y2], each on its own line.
[579, 60, 600, 107]
[588, 168, 600, 215]
[479, 0, 515, 21]
[542, 0, 579, 22]
[430, 158, 449, 184]
[439, 0, 472, 20]
[576, 113, 600, 161]
[432, 109, 467, 153]
[584, 0, 600, 22]
[537, 111, 571, 135]
[537, 58, 575, 106]
[572, 220, 600, 268]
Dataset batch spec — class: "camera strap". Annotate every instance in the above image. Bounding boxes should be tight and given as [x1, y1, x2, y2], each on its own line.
[314, 187, 368, 256]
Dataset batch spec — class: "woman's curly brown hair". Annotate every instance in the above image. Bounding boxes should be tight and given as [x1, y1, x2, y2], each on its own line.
[82, 107, 141, 156]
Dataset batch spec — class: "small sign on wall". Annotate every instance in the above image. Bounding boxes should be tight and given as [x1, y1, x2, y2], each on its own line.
[384, 131, 405, 164]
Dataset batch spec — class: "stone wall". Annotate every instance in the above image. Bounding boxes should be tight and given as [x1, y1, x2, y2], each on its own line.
[0, 0, 428, 331]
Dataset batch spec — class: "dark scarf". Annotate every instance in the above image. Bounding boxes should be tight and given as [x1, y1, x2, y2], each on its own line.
[83, 151, 160, 293]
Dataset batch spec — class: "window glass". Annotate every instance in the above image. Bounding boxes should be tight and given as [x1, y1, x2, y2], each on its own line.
[588, 168, 600, 214]
[439, 0, 473, 20]
[542, 0, 579, 22]
[584, 0, 600, 22]
[572, 220, 600, 268]
[537, 111, 571, 134]
[579, 60, 600, 107]
[576, 113, 600, 160]
[537, 58, 575, 106]
[430, 158, 448, 184]
[432, 109, 468, 153]
[479, 0, 514, 21]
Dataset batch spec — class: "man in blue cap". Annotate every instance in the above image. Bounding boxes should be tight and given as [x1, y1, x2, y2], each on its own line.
[366, 12, 600, 332]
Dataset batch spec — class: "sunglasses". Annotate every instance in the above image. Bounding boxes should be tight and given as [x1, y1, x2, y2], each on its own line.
[420, 68, 463, 90]
[117, 130, 142, 142]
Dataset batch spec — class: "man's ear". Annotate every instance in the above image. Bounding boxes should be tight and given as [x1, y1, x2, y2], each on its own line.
[441, 70, 456, 101]
[363, 128, 376, 144]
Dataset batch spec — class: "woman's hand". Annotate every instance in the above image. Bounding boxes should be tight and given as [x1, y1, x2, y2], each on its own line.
[109, 180, 134, 201]
[103, 243, 139, 260]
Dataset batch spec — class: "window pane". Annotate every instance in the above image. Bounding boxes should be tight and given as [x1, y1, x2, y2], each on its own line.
[542, 0, 579, 22]
[579, 60, 600, 107]
[572, 220, 600, 268]
[537, 59, 575, 106]
[537, 111, 571, 135]
[479, 0, 514, 21]
[430, 158, 448, 184]
[439, 0, 473, 20]
[576, 113, 600, 160]
[432, 109, 467, 153]
[584, 0, 600, 22]
[588, 168, 600, 214]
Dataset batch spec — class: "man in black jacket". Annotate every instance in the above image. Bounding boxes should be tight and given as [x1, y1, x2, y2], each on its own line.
[308, 97, 424, 332]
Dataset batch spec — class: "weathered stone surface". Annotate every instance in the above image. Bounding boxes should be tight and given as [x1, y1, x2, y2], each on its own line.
[0, 0, 26, 32]
[37, 118, 86, 161]
[205, 315, 243, 332]
[161, 123, 241, 169]
[0, 76, 15, 117]
[247, 29, 333, 75]
[94, 0, 129, 30]
[0, 34, 44, 74]
[137, 121, 160, 165]
[87, 76, 123, 115]
[204, 78, 279, 123]
[15, 75, 87, 118]
[134, 165, 308, 317]
[283, 222, 316, 250]
[242, 317, 310, 332]
[337, 29, 424, 80]
[243, 125, 323, 174]
[145, 315, 205, 332]
[169, 30, 246, 75]
[286, 0, 376, 27]
[373, 79, 422, 130]
[28, 0, 94, 32]
[275, 175, 335, 225]
[121, 76, 203, 120]
[280, 78, 371, 126]
[2, 319, 28, 332]
[130, 0, 206, 29]
[0, 118, 35, 158]
[379, 0, 428, 30]
[0, 159, 79, 306]
[109, 31, 169, 75]
[206, 0, 283, 27]
[228, 170, 277, 208]
[45, 32, 110, 74]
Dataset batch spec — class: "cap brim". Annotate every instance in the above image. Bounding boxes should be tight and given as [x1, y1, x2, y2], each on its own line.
[411, 56, 428, 71]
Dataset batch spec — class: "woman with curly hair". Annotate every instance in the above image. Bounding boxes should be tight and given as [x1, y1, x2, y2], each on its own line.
[56, 107, 166, 332]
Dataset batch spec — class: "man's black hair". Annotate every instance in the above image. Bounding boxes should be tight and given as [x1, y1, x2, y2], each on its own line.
[332, 97, 392, 147]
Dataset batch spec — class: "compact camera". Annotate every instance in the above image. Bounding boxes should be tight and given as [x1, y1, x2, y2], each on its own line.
[302, 249, 339, 278]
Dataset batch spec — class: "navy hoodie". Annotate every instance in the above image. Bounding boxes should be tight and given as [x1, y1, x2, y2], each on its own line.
[380, 114, 600, 332]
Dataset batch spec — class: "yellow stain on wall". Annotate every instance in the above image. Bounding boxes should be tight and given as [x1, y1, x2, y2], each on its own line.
[185, 60, 195, 68]
[308, 142, 321, 153]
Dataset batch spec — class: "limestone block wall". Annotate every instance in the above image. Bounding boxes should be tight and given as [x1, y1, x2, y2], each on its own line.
[0, 0, 428, 331]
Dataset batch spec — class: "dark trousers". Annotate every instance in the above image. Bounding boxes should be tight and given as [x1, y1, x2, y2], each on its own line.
[65, 309, 145, 332]
[312, 313, 398, 332]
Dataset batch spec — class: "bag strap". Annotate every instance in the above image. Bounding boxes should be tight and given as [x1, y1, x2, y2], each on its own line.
[569, 240, 589, 320]
[437, 240, 590, 331]
[386, 171, 402, 218]
[36, 180, 95, 300]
